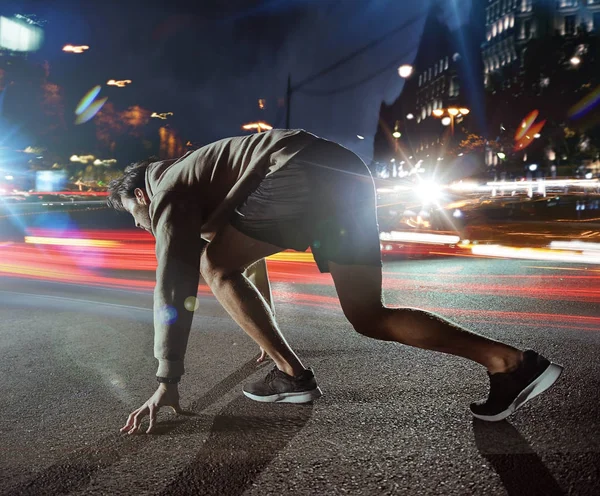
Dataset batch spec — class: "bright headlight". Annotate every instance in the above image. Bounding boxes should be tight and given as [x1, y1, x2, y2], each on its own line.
[413, 181, 442, 205]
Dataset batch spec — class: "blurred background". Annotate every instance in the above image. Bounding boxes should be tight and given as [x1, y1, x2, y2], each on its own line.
[1, 0, 600, 286]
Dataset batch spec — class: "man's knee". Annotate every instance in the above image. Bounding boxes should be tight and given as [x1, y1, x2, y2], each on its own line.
[343, 304, 388, 338]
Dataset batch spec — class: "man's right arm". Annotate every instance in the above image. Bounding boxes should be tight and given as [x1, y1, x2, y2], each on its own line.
[151, 191, 206, 380]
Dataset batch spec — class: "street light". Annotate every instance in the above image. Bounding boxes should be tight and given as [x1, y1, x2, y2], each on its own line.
[398, 64, 413, 78]
[570, 56, 581, 66]
[242, 121, 273, 133]
[432, 106, 470, 135]
[406, 113, 414, 120]
[392, 120, 401, 139]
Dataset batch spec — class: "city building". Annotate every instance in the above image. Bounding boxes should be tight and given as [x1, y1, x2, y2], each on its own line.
[482, 0, 600, 89]
[373, 3, 486, 180]
[482, 0, 600, 174]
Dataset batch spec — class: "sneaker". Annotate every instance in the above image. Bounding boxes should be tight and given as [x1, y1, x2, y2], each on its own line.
[470, 350, 563, 422]
[243, 366, 323, 404]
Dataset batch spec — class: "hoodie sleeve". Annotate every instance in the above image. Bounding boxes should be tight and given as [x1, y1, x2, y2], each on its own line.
[150, 190, 206, 378]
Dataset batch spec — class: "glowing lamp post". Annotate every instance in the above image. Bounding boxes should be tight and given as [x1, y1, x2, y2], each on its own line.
[242, 121, 273, 133]
[398, 64, 414, 78]
[433, 107, 470, 135]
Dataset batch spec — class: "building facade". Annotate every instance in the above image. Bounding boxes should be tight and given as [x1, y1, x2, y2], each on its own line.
[483, 0, 600, 88]
[373, 4, 485, 179]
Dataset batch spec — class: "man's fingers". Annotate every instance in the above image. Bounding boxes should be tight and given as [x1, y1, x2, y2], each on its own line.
[128, 407, 147, 435]
[120, 408, 140, 432]
[146, 406, 157, 434]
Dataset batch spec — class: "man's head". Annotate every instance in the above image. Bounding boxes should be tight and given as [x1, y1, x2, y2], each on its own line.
[107, 160, 153, 232]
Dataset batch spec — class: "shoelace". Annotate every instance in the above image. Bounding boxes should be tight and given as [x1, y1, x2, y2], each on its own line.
[264, 366, 281, 383]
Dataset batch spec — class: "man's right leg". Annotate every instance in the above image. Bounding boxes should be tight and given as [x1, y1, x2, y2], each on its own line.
[327, 262, 522, 373]
[327, 261, 563, 421]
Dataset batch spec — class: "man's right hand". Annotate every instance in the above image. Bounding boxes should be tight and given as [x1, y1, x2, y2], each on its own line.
[120, 383, 182, 434]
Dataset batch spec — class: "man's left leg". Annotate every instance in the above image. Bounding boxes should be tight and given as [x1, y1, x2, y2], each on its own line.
[201, 224, 322, 403]
[244, 258, 275, 362]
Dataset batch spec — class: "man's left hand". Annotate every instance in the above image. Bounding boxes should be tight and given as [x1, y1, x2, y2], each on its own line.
[120, 383, 182, 434]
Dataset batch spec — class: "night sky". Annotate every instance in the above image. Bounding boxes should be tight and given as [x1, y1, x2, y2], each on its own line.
[1, 0, 471, 163]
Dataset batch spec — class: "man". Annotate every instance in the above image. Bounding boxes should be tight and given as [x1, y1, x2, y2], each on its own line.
[108, 129, 563, 435]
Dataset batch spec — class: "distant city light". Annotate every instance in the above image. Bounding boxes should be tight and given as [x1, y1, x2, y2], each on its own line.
[497, 152, 506, 159]
[529, 164, 538, 171]
[357, 135, 365, 140]
[398, 64, 414, 78]
[62, 44, 89, 54]
[242, 121, 273, 132]
[570, 56, 581, 66]
[392, 131, 401, 139]
[406, 113, 414, 120]
[70, 155, 95, 164]
[0, 16, 44, 51]
[151, 112, 173, 120]
[447, 108, 459, 116]
[258, 99, 266, 109]
[459, 108, 470, 115]
[432, 109, 444, 117]
[107, 79, 132, 88]
[534, 133, 541, 138]
[458, 153, 464, 157]
[441, 116, 452, 126]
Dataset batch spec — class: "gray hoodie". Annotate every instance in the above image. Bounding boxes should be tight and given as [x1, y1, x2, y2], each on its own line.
[145, 129, 319, 378]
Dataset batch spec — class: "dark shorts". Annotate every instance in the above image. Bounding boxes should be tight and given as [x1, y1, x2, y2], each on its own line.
[230, 140, 382, 273]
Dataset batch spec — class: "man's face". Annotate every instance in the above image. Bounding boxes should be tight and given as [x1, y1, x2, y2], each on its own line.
[122, 188, 152, 233]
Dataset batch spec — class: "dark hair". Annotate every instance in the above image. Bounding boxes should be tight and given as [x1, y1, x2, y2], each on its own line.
[107, 159, 154, 211]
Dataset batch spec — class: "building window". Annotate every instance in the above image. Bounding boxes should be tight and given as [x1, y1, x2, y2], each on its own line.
[493, 24, 497, 36]
[504, 16, 509, 29]
[510, 15, 515, 28]
[498, 19, 504, 33]
[521, 0, 532, 12]
[419, 74, 422, 86]
[444, 56, 449, 70]
[434, 64, 438, 76]
[565, 15, 576, 35]
[428, 67, 432, 80]
[524, 19, 531, 38]
[559, 1, 579, 7]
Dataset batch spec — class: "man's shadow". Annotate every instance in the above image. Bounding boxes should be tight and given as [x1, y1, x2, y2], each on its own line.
[473, 419, 564, 496]
[161, 396, 314, 496]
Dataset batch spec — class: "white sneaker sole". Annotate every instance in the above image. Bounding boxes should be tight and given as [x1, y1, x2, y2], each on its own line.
[472, 362, 564, 422]
[243, 387, 323, 404]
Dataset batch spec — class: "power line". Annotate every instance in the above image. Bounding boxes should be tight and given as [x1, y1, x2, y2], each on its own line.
[297, 46, 419, 97]
[292, 5, 433, 91]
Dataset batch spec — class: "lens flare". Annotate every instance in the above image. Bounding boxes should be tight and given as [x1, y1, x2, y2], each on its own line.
[75, 97, 108, 125]
[568, 85, 600, 120]
[75, 86, 101, 116]
[515, 110, 539, 141]
[514, 120, 546, 151]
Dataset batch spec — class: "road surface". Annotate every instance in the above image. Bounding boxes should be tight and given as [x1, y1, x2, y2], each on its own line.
[0, 257, 599, 495]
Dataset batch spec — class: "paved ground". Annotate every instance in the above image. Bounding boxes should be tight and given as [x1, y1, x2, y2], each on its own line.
[0, 257, 599, 495]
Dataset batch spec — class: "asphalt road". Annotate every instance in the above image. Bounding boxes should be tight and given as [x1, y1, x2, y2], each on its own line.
[0, 257, 599, 495]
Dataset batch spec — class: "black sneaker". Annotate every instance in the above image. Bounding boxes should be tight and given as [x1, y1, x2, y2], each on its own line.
[470, 350, 563, 422]
[243, 366, 323, 403]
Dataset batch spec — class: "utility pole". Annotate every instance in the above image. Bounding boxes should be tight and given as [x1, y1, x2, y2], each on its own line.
[285, 73, 292, 129]
[282, 6, 431, 130]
